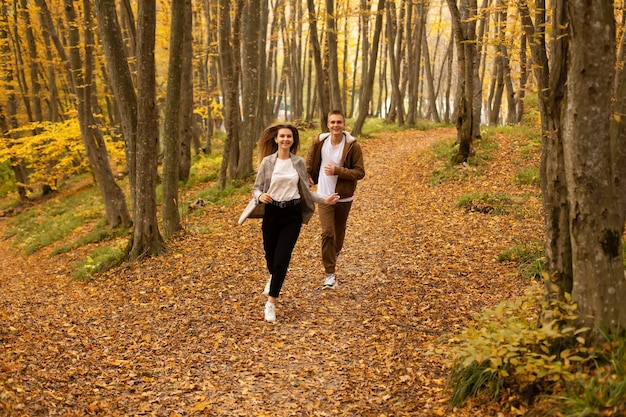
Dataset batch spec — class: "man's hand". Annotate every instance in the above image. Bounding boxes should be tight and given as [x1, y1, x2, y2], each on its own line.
[323, 165, 336, 176]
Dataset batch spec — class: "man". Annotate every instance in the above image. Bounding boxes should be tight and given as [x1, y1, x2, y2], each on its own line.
[306, 110, 365, 289]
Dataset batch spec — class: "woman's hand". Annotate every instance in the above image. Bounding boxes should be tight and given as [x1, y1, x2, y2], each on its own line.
[323, 193, 340, 205]
[258, 193, 272, 204]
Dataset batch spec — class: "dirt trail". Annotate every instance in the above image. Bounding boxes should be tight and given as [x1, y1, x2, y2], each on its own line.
[0, 127, 542, 416]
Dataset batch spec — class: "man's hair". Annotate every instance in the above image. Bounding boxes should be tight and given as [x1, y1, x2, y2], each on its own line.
[328, 110, 345, 120]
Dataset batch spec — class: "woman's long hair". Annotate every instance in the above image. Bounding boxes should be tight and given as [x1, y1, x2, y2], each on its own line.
[257, 124, 300, 165]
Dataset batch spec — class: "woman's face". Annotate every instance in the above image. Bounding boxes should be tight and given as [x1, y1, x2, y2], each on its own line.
[275, 128, 294, 150]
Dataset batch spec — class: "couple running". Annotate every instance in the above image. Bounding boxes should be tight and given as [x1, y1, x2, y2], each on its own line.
[239, 110, 365, 322]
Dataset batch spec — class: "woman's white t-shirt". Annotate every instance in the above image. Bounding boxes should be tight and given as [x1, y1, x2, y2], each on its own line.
[267, 158, 300, 202]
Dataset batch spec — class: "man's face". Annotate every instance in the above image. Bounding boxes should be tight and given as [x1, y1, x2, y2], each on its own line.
[327, 115, 345, 135]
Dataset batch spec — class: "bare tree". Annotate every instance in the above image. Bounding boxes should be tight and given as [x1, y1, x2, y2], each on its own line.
[130, 0, 164, 258]
[564, 0, 626, 336]
[447, 0, 479, 162]
[519, 0, 572, 297]
[326, 0, 343, 112]
[217, 0, 242, 188]
[308, 0, 331, 128]
[352, 0, 385, 136]
[179, 0, 194, 182]
[94, 0, 164, 259]
[38, 0, 132, 228]
[162, 0, 185, 238]
[239, 0, 263, 178]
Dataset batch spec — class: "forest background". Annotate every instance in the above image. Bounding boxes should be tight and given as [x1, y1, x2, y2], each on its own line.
[1, 0, 626, 414]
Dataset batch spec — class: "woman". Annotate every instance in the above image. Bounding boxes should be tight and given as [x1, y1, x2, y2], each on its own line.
[242, 124, 339, 322]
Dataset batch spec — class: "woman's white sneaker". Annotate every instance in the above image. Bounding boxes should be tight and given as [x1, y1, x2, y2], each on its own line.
[263, 277, 271, 295]
[264, 301, 276, 322]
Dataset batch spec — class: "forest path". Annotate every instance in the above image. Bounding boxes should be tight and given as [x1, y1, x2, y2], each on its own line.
[0, 127, 543, 416]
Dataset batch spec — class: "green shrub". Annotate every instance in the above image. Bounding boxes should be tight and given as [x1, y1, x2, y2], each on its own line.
[0, 161, 15, 198]
[448, 284, 593, 407]
[555, 334, 626, 416]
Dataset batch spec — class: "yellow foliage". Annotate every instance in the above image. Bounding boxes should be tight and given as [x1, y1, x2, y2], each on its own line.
[0, 120, 125, 190]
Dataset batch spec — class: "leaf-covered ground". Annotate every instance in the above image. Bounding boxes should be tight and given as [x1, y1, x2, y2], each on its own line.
[0, 127, 543, 416]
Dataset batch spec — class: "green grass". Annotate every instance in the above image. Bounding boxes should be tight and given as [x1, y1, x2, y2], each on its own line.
[498, 243, 546, 279]
[429, 128, 498, 185]
[51, 219, 131, 256]
[514, 166, 540, 186]
[456, 192, 514, 215]
[4, 185, 104, 255]
[72, 244, 126, 280]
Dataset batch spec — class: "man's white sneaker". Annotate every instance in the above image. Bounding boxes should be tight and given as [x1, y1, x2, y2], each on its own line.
[264, 301, 276, 322]
[323, 273, 337, 289]
[263, 277, 271, 295]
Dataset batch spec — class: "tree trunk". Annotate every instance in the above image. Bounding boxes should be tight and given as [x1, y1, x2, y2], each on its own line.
[63, 0, 132, 229]
[446, 0, 477, 162]
[352, 0, 385, 136]
[308, 0, 331, 129]
[565, 0, 626, 336]
[422, 34, 441, 123]
[515, 32, 528, 124]
[385, 2, 404, 125]
[0, 5, 28, 201]
[217, 0, 241, 189]
[130, 0, 165, 259]
[520, 0, 572, 298]
[406, 0, 424, 125]
[357, 0, 371, 121]
[239, 0, 262, 178]
[488, 52, 504, 126]
[162, 0, 185, 238]
[93, 0, 138, 200]
[178, 0, 193, 182]
[19, 0, 43, 123]
[611, 12, 626, 228]
[325, 0, 343, 112]
[444, 36, 454, 123]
